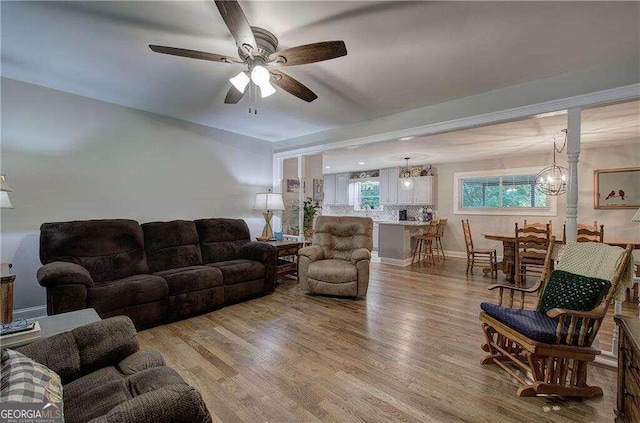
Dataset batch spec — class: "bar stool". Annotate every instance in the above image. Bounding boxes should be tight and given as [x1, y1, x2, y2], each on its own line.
[433, 218, 447, 262]
[411, 220, 438, 265]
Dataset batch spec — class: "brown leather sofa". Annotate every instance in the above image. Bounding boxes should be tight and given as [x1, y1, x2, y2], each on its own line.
[298, 216, 373, 298]
[17, 316, 212, 423]
[37, 218, 277, 329]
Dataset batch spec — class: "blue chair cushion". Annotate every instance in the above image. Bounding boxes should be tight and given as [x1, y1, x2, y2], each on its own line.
[481, 302, 561, 344]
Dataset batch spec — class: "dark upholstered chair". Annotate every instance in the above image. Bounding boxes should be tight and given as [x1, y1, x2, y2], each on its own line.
[16, 316, 211, 423]
[38, 218, 277, 329]
[298, 216, 373, 298]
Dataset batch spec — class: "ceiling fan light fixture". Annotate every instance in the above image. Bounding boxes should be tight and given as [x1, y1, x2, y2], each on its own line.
[229, 71, 250, 93]
[250, 65, 270, 85]
[258, 81, 276, 98]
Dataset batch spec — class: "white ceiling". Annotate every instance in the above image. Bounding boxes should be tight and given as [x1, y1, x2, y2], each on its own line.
[1, 1, 639, 142]
[322, 100, 640, 173]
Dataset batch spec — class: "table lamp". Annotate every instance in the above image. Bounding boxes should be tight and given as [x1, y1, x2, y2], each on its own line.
[253, 189, 285, 241]
[632, 208, 640, 223]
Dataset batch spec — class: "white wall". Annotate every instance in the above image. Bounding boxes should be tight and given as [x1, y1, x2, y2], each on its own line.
[0, 78, 274, 315]
[435, 143, 640, 256]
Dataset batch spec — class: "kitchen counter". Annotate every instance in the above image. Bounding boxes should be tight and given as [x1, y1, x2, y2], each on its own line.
[377, 221, 430, 226]
[378, 222, 430, 266]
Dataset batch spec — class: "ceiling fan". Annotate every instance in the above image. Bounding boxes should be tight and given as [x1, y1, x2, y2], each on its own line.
[149, 0, 347, 105]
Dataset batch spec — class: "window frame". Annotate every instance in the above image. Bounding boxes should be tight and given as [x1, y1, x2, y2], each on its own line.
[453, 166, 557, 216]
[352, 179, 383, 211]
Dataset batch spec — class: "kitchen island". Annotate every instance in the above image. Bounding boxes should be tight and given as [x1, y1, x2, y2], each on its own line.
[378, 221, 430, 266]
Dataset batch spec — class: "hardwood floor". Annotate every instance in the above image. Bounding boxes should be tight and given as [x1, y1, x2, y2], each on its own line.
[139, 258, 637, 422]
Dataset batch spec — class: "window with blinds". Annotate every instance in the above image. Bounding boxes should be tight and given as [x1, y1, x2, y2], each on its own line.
[454, 167, 556, 216]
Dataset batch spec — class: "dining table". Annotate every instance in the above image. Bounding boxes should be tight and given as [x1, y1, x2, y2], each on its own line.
[481, 232, 640, 283]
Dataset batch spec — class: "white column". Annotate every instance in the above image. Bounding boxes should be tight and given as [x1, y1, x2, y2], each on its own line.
[565, 108, 581, 243]
[298, 155, 305, 238]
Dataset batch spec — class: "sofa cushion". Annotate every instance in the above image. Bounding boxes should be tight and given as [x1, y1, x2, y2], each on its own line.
[208, 259, 265, 285]
[308, 259, 358, 284]
[1, 349, 63, 404]
[154, 265, 223, 295]
[314, 216, 373, 261]
[142, 220, 203, 273]
[127, 366, 187, 396]
[88, 274, 168, 314]
[118, 351, 165, 376]
[63, 366, 124, 404]
[40, 219, 148, 283]
[64, 378, 131, 423]
[195, 218, 250, 263]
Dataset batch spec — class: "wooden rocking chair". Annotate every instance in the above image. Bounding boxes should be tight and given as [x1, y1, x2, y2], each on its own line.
[479, 241, 634, 398]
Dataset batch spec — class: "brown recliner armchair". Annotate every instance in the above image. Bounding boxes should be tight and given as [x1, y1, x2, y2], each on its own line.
[298, 216, 373, 298]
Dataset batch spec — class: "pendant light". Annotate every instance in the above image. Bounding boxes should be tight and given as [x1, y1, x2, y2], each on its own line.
[535, 130, 568, 196]
[400, 157, 414, 190]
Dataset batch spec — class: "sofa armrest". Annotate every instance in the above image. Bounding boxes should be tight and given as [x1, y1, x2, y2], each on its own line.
[239, 241, 278, 263]
[351, 248, 371, 263]
[37, 261, 94, 288]
[16, 316, 138, 384]
[88, 384, 212, 423]
[298, 245, 324, 262]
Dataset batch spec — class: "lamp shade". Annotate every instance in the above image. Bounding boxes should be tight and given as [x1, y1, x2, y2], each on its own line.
[1, 192, 13, 209]
[632, 208, 640, 222]
[0, 175, 14, 209]
[253, 191, 285, 211]
[0, 175, 11, 192]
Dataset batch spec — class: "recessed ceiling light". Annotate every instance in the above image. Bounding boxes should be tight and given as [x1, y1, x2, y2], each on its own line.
[358, 161, 365, 165]
[347, 145, 360, 150]
[399, 136, 415, 141]
[325, 166, 331, 169]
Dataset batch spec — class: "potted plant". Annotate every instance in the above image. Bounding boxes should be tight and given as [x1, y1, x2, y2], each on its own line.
[293, 197, 322, 234]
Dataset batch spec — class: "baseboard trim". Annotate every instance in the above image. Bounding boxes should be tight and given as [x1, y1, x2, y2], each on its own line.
[379, 257, 412, 267]
[13, 305, 47, 320]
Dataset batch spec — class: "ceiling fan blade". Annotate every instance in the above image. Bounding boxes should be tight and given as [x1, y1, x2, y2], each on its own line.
[149, 45, 240, 63]
[224, 85, 246, 104]
[270, 70, 318, 102]
[270, 41, 347, 66]
[214, 0, 257, 52]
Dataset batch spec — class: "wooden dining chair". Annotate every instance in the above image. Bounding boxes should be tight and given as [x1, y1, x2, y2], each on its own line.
[462, 219, 497, 278]
[433, 218, 448, 262]
[411, 220, 439, 265]
[523, 219, 553, 237]
[515, 222, 551, 286]
[562, 222, 604, 243]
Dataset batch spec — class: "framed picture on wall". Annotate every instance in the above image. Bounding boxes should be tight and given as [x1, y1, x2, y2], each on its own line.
[313, 178, 323, 201]
[594, 167, 640, 209]
[286, 179, 300, 193]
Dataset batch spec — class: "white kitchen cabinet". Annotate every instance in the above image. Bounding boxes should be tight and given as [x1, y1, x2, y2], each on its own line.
[323, 174, 336, 205]
[413, 176, 433, 205]
[379, 167, 399, 205]
[335, 173, 350, 205]
[323, 173, 349, 206]
[397, 176, 434, 205]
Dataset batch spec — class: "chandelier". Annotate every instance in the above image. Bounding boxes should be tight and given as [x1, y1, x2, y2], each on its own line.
[536, 130, 568, 196]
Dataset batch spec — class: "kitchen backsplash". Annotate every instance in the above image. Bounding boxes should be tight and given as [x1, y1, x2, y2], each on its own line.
[323, 205, 436, 221]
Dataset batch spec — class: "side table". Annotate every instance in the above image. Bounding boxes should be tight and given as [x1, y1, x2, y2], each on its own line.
[38, 308, 102, 338]
[261, 240, 303, 280]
